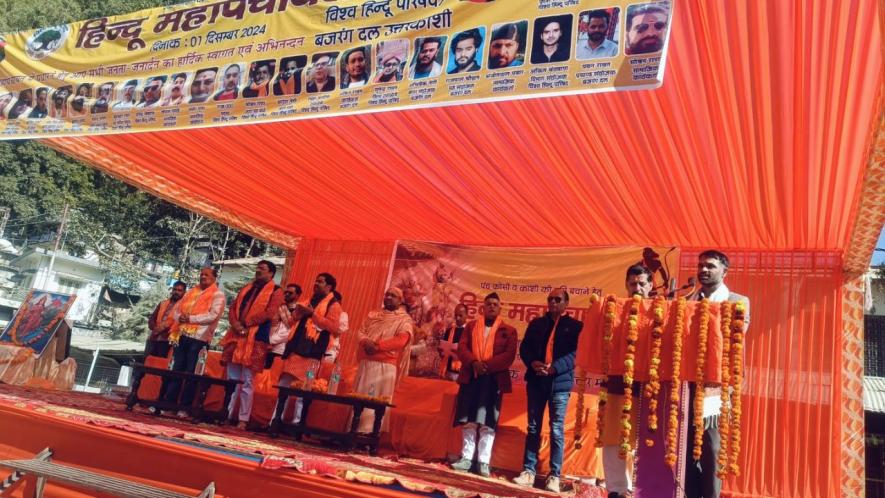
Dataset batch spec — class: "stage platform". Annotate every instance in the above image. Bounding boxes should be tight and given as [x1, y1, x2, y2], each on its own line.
[0, 385, 606, 497]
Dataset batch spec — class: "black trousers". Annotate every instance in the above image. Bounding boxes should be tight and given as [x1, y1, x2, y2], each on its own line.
[684, 385, 722, 498]
[162, 336, 207, 408]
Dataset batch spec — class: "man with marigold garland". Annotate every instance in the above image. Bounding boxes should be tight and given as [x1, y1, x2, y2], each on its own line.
[685, 250, 749, 498]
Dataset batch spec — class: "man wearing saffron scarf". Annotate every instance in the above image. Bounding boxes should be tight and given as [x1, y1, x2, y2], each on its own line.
[146, 281, 186, 359]
[438, 304, 468, 381]
[351, 287, 414, 433]
[514, 287, 583, 493]
[157, 268, 225, 418]
[221, 260, 285, 429]
[279, 273, 342, 423]
[451, 293, 517, 477]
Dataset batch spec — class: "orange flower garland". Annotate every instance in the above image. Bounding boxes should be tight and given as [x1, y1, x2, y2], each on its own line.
[596, 295, 617, 448]
[665, 297, 686, 468]
[717, 302, 733, 478]
[644, 295, 666, 446]
[620, 294, 641, 459]
[729, 301, 747, 476]
[692, 299, 711, 462]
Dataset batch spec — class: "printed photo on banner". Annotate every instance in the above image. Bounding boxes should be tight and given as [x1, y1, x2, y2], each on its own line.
[273, 56, 305, 95]
[530, 14, 573, 64]
[189, 67, 218, 103]
[447, 27, 485, 74]
[213, 64, 239, 101]
[307, 52, 338, 93]
[7, 88, 34, 119]
[112, 80, 138, 111]
[91, 82, 114, 113]
[0, 92, 14, 119]
[137, 75, 165, 108]
[70, 83, 92, 117]
[0, 289, 77, 356]
[487, 21, 527, 70]
[159, 73, 186, 106]
[341, 46, 371, 89]
[373, 40, 408, 84]
[409, 36, 447, 79]
[243, 59, 275, 98]
[48, 86, 72, 119]
[576, 7, 620, 60]
[27, 87, 49, 118]
[624, 1, 671, 55]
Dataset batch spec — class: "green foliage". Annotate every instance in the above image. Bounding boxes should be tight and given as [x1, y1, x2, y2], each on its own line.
[115, 279, 169, 341]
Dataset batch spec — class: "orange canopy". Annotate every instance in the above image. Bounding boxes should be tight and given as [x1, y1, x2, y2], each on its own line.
[44, 0, 883, 254]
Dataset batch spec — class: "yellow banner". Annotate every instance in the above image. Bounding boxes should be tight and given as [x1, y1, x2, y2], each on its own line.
[0, 0, 673, 139]
[392, 241, 679, 389]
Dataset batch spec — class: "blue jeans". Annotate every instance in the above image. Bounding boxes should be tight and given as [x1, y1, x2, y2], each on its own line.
[163, 335, 206, 408]
[522, 381, 571, 477]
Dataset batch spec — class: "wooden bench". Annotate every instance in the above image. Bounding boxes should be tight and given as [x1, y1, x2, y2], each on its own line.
[0, 448, 215, 497]
[125, 364, 241, 424]
[269, 386, 394, 455]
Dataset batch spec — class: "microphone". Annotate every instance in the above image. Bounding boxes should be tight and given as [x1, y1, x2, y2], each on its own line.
[666, 277, 697, 298]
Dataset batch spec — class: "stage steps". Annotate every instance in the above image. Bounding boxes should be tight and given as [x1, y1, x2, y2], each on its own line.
[0, 447, 215, 498]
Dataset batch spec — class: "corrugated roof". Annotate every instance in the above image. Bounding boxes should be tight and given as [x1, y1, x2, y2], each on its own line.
[864, 376, 885, 413]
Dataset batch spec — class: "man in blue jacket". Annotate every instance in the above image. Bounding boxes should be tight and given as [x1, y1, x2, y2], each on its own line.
[513, 287, 583, 493]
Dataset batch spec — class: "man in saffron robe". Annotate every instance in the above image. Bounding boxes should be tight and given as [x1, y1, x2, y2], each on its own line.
[451, 292, 517, 477]
[514, 287, 583, 493]
[157, 268, 225, 418]
[146, 280, 186, 359]
[352, 287, 414, 433]
[279, 273, 342, 423]
[221, 260, 285, 429]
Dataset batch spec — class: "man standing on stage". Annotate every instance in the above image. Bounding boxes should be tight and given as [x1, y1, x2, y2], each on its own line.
[158, 268, 225, 418]
[514, 287, 583, 493]
[450, 293, 517, 477]
[221, 260, 285, 429]
[280, 273, 342, 424]
[351, 287, 414, 433]
[602, 264, 653, 498]
[146, 280, 186, 359]
[686, 250, 749, 498]
[438, 304, 468, 380]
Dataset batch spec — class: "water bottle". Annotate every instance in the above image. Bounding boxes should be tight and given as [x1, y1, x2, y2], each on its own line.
[305, 360, 317, 390]
[327, 362, 341, 395]
[368, 383, 376, 398]
[195, 347, 208, 375]
[167, 353, 174, 370]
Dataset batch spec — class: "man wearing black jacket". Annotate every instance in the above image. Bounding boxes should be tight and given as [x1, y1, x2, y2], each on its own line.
[513, 287, 583, 493]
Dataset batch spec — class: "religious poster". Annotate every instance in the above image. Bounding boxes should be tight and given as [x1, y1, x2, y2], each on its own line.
[390, 241, 678, 390]
[0, 290, 77, 356]
[0, 0, 673, 139]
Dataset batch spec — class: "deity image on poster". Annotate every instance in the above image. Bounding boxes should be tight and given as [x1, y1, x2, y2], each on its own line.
[0, 289, 76, 356]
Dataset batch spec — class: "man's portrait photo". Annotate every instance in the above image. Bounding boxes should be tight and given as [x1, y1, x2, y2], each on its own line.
[137, 76, 166, 108]
[214, 64, 241, 101]
[189, 67, 218, 103]
[373, 40, 408, 84]
[530, 14, 573, 64]
[624, 1, 670, 55]
[447, 28, 485, 74]
[409, 36, 447, 79]
[576, 8, 620, 60]
[242, 59, 276, 98]
[306, 52, 338, 93]
[341, 46, 371, 89]
[487, 21, 527, 70]
[273, 56, 306, 95]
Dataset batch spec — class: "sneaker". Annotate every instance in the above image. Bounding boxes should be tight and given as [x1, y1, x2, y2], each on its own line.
[176, 410, 189, 419]
[477, 463, 490, 477]
[512, 470, 535, 487]
[451, 458, 472, 472]
[544, 475, 561, 493]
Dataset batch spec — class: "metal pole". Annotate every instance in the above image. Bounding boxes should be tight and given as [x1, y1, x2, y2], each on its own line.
[41, 203, 69, 290]
[84, 347, 99, 388]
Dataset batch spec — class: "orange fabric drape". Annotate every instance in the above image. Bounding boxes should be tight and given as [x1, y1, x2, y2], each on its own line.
[42, 0, 882, 254]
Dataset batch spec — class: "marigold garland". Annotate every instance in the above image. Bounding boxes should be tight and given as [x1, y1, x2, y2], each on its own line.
[717, 302, 733, 478]
[644, 295, 666, 446]
[664, 297, 686, 468]
[729, 302, 747, 476]
[692, 299, 711, 462]
[619, 294, 641, 459]
[595, 294, 617, 448]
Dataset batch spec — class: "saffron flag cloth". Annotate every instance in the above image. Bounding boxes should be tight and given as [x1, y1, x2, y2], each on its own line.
[0, 0, 672, 138]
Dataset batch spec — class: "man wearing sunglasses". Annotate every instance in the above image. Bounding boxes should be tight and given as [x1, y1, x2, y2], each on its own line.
[625, 2, 670, 55]
[514, 287, 583, 493]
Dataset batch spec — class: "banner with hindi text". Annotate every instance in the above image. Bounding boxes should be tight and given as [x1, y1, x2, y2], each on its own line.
[391, 240, 679, 390]
[0, 0, 673, 139]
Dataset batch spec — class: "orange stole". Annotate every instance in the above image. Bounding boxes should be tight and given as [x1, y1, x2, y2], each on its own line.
[290, 293, 334, 343]
[471, 316, 502, 361]
[223, 281, 276, 365]
[174, 284, 219, 341]
[438, 325, 463, 377]
[153, 299, 176, 339]
[544, 314, 562, 365]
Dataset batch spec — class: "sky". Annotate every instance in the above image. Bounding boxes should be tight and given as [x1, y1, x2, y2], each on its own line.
[873, 224, 885, 266]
